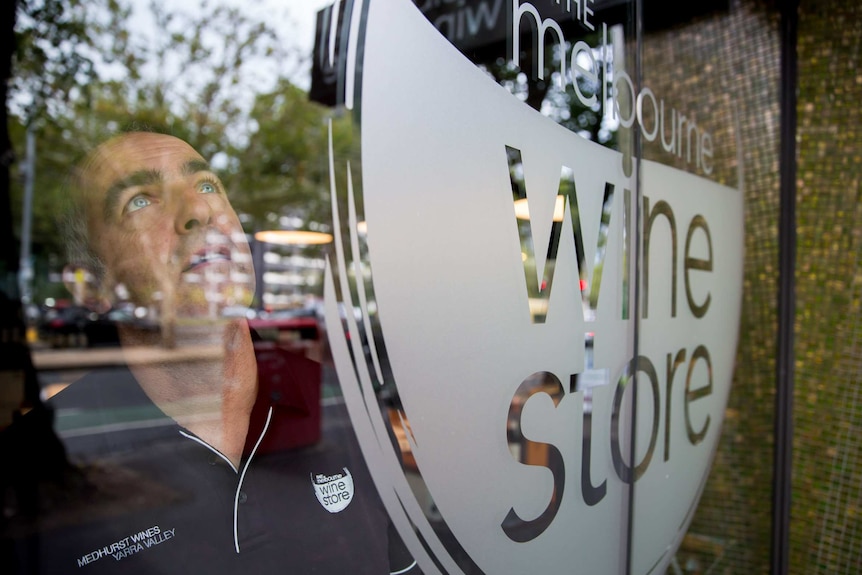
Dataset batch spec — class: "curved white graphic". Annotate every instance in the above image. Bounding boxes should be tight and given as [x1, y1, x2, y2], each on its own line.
[321, 1, 744, 574]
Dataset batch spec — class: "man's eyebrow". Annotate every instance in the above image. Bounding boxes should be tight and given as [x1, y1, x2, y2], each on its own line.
[181, 159, 212, 176]
[103, 169, 162, 220]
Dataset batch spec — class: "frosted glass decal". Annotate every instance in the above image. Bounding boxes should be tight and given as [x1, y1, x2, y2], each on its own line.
[321, 1, 743, 574]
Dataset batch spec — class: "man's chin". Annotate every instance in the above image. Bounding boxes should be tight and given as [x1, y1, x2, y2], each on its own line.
[173, 284, 255, 320]
[128, 314, 242, 349]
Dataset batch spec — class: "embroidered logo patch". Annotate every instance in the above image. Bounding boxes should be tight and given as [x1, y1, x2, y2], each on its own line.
[311, 467, 354, 513]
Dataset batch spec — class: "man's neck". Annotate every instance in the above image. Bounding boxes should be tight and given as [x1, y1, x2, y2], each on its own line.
[120, 319, 258, 468]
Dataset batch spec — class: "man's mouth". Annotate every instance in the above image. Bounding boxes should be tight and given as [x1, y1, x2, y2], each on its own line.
[183, 245, 233, 272]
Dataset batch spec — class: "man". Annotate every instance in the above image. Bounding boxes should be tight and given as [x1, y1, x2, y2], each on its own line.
[5, 132, 416, 574]
[65, 131, 259, 469]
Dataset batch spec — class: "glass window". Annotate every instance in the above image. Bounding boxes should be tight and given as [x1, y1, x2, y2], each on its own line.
[3, 1, 860, 574]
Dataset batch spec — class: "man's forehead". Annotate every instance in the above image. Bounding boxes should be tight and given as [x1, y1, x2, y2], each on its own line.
[83, 133, 205, 184]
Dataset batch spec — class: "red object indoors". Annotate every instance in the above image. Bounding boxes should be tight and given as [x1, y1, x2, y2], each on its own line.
[245, 343, 322, 454]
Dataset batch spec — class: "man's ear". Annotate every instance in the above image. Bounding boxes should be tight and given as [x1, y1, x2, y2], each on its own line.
[63, 264, 112, 314]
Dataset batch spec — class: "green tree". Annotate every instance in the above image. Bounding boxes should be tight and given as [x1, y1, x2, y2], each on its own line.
[9, 0, 313, 304]
[223, 78, 346, 228]
[11, 0, 101, 125]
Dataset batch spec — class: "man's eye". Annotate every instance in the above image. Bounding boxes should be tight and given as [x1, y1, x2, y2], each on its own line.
[126, 195, 152, 213]
[199, 181, 218, 194]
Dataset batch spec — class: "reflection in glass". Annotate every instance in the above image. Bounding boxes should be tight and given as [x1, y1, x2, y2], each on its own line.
[504, 371, 566, 542]
[2, 130, 410, 573]
[507, 145, 615, 325]
[417, 0, 624, 150]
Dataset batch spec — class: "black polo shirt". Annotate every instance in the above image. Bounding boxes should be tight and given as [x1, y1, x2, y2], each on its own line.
[4, 346, 417, 575]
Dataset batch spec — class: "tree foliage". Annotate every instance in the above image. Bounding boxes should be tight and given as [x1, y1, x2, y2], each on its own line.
[9, 0, 335, 304]
[224, 78, 352, 229]
[11, 0, 99, 124]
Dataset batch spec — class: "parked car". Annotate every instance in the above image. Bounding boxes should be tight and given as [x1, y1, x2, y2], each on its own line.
[83, 308, 159, 347]
[39, 305, 92, 348]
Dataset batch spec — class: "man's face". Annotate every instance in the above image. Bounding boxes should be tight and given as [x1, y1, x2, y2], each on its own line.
[79, 133, 254, 320]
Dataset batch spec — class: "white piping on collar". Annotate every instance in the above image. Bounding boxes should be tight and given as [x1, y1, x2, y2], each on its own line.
[178, 429, 238, 474]
[390, 560, 418, 574]
[234, 405, 273, 554]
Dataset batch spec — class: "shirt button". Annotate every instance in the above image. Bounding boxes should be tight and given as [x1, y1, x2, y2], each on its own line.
[238, 491, 248, 504]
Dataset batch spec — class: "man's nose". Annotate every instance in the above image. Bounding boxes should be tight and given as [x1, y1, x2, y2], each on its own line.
[174, 187, 214, 233]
